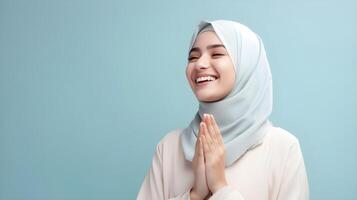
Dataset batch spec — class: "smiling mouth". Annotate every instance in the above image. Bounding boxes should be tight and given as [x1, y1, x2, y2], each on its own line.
[195, 78, 218, 87]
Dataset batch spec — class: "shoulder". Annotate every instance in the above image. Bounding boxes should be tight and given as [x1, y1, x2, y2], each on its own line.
[265, 125, 305, 168]
[156, 128, 184, 152]
[153, 128, 187, 167]
[267, 125, 301, 151]
[159, 128, 184, 145]
[161, 128, 184, 142]
[264, 125, 304, 165]
[264, 125, 309, 196]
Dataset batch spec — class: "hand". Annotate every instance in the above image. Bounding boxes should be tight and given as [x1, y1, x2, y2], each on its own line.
[190, 120, 210, 200]
[201, 114, 228, 194]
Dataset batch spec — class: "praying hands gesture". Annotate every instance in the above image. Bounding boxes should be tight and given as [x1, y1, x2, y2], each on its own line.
[190, 114, 228, 200]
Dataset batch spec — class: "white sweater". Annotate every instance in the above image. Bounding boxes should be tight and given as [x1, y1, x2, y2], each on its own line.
[137, 125, 309, 200]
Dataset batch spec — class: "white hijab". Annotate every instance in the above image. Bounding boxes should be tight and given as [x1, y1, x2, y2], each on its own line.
[180, 20, 274, 167]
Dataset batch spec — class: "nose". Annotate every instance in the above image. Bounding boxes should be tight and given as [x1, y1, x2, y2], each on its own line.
[195, 54, 209, 69]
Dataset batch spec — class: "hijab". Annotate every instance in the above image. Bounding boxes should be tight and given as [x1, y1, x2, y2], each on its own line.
[180, 20, 274, 167]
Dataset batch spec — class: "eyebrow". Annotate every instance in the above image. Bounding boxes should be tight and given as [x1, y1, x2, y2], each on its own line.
[189, 44, 226, 55]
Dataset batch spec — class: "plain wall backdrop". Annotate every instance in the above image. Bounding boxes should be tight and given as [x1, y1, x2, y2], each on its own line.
[1, 0, 356, 199]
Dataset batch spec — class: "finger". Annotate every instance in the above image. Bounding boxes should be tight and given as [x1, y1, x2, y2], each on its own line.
[193, 141, 198, 161]
[198, 137, 204, 162]
[202, 115, 214, 145]
[201, 128, 210, 154]
[202, 122, 213, 151]
[206, 114, 218, 145]
[202, 122, 212, 151]
[193, 122, 203, 160]
[210, 114, 224, 145]
[198, 120, 203, 138]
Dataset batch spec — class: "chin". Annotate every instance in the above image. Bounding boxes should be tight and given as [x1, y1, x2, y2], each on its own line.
[196, 94, 220, 102]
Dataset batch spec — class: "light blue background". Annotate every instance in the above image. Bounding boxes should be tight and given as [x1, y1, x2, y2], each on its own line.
[1, 0, 356, 199]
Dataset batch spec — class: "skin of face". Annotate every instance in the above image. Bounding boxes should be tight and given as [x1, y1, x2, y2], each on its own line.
[186, 31, 236, 103]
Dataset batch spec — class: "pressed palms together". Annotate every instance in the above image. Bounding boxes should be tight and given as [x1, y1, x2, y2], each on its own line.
[190, 114, 228, 200]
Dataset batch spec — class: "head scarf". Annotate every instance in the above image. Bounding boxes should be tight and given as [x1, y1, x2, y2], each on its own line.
[180, 20, 274, 167]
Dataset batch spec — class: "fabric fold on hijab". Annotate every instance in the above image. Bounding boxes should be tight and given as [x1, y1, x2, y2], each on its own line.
[180, 20, 274, 167]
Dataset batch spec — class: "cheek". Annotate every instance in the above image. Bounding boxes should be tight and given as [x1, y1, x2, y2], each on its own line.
[227, 67, 236, 83]
[216, 62, 236, 87]
[185, 66, 193, 83]
[216, 61, 235, 77]
[225, 69, 236, 89]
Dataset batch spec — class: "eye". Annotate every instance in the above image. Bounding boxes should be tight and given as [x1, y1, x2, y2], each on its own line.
[188, 56, 199, 61]
[212, 53, 225, 58]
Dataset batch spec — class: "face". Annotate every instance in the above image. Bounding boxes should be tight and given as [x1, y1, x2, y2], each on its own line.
[186, 31, 236, 102]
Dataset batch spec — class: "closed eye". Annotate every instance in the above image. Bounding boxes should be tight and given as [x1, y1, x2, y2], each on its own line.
[212, 53, 225, 57]
[188, 57, 198, 61]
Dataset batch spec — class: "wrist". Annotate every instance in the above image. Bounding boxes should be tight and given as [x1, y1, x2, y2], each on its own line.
[211, 181, 228, 194]
[190, 188, 205, 200]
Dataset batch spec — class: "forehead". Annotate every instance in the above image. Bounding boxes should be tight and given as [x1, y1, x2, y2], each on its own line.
[192, 31, 223, 48]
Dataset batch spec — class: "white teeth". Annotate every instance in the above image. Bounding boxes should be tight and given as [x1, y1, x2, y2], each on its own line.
[195, 76, 217, 83]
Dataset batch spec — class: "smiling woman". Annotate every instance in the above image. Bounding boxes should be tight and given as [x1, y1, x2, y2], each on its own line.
[186, 26, 236, 103]
[137, 20, 309, 200]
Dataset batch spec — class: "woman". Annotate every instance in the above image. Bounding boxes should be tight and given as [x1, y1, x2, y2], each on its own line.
[137, 19, 309, 200]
